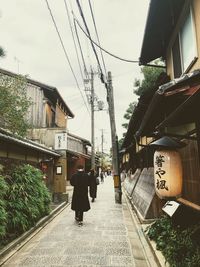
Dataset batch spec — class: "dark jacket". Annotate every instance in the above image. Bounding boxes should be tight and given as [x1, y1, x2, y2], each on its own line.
[70, 170, 90, 212]
[89, 172, 97, 198]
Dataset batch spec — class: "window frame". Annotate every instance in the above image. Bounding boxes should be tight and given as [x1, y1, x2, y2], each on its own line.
[171, 5, 198, 78]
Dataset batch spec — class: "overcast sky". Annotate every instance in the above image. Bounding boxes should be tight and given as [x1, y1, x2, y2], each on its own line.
[0, 0, 149, 152]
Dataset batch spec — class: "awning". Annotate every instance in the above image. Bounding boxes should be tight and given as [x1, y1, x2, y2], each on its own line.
[156, 85, 200, 129]
[136, 70, 200, 137]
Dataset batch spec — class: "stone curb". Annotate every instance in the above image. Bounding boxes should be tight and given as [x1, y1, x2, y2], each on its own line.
[141, 231, 169, 267]
[0, 201, 70, 266]
[123, 188, 164, 267]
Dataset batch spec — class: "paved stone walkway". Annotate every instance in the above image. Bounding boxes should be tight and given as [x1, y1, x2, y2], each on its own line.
[1, 176, 159, 267]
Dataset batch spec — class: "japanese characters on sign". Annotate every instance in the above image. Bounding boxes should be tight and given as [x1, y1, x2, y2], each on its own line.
[154, 154, 168, 191]
[55, 132, 67, 150]
[154, 150, 183, 198]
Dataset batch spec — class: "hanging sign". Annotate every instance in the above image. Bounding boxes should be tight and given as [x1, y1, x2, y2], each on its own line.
[154, 150, 183, 199]
[55, 132, 67, 150]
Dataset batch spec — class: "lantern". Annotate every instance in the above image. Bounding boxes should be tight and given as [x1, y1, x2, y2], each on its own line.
[154, 150, 182, 198]
[150, 136, 185, 199]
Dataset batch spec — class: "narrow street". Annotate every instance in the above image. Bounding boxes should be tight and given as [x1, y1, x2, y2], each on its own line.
[1, 177, 159, 267]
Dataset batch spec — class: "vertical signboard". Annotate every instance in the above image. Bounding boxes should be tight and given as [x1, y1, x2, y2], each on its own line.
[55, 132, 67, 150]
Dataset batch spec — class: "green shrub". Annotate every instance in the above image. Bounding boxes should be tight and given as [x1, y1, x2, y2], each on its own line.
[5, 164, 51, 234]
[146, 215, 200, 267]
[0, 175, 8, 238]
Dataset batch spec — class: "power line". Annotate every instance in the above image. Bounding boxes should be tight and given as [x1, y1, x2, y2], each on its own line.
[88, 0, 107, 77]
[76, 0, 105, 83]
[74, 18, 140, 64]
[63, 0, 92, 114]
[63, 0, 85, 81]
[73, 18, 89, 78]
[44, 0, 90, 115]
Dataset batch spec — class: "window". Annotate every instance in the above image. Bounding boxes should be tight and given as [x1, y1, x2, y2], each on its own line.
[172, 7, 197, 78]
[172, 36, 182, 78]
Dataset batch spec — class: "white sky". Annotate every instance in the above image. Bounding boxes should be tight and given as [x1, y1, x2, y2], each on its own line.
[0, 0, 150, 153]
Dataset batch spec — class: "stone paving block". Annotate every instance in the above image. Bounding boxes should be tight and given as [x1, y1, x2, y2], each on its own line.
[62, 255, 109, 266]
[20, 255, 62, 266]
[105, 235, 128, 242]
[29, 247, 65, 256]
[105, 247, 131, 256]
[110, 255, 135, 266]
[102, 230, 126, 236]
[128, 232, 140, 239]
[134, 258, 149, 267]
[131, 247, 146, 260]
[94, 241, 129, 249]
[97, 225, 125, 231]
[63, 246, 94, 255]
[1, 178, 159, 267]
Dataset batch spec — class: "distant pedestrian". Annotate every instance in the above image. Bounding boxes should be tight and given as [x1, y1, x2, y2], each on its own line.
[89, 169, 98, 202]
[70, 165, 90, 226]
[100, 172, 104, 183]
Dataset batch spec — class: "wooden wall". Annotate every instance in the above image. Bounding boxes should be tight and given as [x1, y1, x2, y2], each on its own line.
[26, 84, 45, 127]
[179, 139, 200, 205]
[56, 104, 67, 128]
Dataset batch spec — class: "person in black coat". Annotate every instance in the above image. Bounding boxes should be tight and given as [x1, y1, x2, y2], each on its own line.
[89, 169, 98, 202]
[70, 165, 90, 226]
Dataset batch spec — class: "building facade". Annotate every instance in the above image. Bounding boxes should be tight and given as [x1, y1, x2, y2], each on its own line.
[122, 0, 200, 219]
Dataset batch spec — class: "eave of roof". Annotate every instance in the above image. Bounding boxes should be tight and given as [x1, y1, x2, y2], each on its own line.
[0, 128, 60, 157]
[122, 72, 170, 149]
[68, 132, 91, 146]
[67, 149, 90, 159]
[0, 68, 74, 118]
[139, 0, 186, 65]
[136, 69, 200, 137]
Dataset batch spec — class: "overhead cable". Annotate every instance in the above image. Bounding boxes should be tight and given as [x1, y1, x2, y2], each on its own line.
[64, 0, 92, 113]
[76, 0, 105, 82]
[73, 18, 89, 78]
[63, 0, 85, 81]
[45, 0, 90, 115]
[75, 18, 140, 64]
[88, 0, 107, 77]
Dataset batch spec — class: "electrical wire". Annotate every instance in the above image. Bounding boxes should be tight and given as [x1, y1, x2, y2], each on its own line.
[74, 18, 140, 64]
[88, 0, 107, 77]
[73, 18, 89, 78]
[45, 0, 90, 115]
[64, 0, 85, 81]
[63, 0, 92, 113]
[76, 0, 105, 83]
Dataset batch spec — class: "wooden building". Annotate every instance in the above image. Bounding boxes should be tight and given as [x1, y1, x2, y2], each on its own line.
[0, 128, 60, 192]
[122, 0, 200, 220]
[67, 133, 91, 181]
[0, 68, 91, 197]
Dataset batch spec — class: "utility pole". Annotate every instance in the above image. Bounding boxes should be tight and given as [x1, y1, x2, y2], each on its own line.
[84, 69, 105, 170]
[90, 70, 95, 169]
[107, 71, 122, 204]
[101, 129, 104, 171]
[101, 129, 104, 155]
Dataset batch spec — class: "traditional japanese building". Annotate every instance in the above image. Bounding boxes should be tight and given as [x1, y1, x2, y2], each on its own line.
[122, 0, 200, 220]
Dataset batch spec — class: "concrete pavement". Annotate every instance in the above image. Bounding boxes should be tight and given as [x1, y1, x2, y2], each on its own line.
[1, 176, 160, 267]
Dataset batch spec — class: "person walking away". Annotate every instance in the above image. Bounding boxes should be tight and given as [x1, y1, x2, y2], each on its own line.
[70, 165, 90, 226]
[89, 169, 98, 202]
[100, 172, 104, 183]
